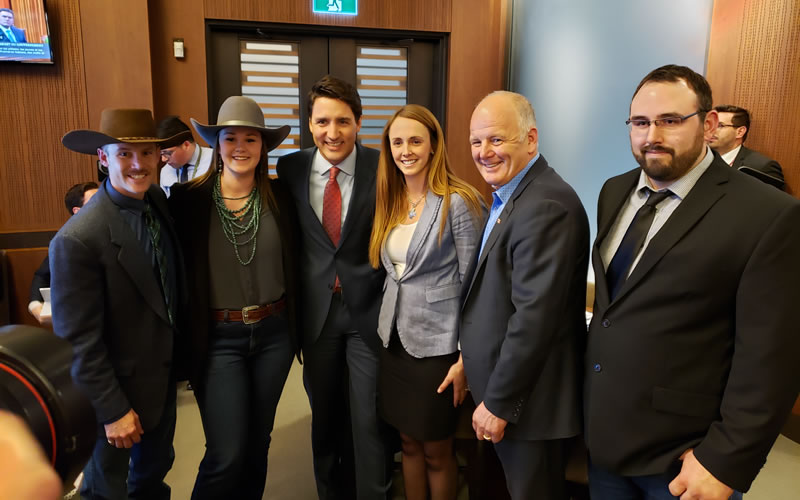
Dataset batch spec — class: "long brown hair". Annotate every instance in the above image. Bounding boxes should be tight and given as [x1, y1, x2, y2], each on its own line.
[191, 130, 278, 213]
[369, 104, 483, 269]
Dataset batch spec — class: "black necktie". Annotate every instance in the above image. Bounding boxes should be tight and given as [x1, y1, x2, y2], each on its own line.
[179, 165, 189, 183]
[606, 189, 671, 300]
[144, 203, 174, 325]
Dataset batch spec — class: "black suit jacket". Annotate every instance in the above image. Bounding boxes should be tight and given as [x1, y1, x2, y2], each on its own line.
[169, 175, 301, 388]
[29, 254, 49, 302]
[585, 156, 800, 491]
[460, 155, 590, 440]
[49, 182, 184, 430]
[276, 144, 385, 352]
[731, 145, 784, 190]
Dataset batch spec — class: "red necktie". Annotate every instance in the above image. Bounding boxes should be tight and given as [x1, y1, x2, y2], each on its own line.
[322, 166, 342, 290]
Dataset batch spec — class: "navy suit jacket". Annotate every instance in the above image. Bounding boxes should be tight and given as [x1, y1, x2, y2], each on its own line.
[585, 156, 800, 492]
[0, 25, 27, 43]
[50, 182, 184, 430]
[460, 155, 590, 440]
[276, 143, 385, 352]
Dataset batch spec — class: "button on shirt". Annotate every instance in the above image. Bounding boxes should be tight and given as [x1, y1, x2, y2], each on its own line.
[309, 147, 357, 226]
[479, 153, 539, 257]
[600, 147, 714, 276]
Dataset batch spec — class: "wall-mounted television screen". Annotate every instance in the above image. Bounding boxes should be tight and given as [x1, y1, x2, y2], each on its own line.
[0, 0, 53, 64]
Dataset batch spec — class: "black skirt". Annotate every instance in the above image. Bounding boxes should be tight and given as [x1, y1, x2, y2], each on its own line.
[378, 332, 460, 442]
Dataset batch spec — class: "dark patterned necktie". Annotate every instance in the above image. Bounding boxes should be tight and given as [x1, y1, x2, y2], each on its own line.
[606, 189, 671, 301]
[179, 164, 189, 183]
[144, 203, 174, 325]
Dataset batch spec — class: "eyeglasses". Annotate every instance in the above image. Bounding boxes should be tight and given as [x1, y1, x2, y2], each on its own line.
[160, 147, 177, 158]
[717, 123, 738, 128]
[626, 111, 702, 132]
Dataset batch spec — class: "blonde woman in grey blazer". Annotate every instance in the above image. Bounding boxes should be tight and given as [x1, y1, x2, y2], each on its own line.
[369, 104, 484, 500]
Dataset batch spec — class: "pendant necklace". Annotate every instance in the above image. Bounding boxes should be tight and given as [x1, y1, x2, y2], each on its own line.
[407, 192, 425, 219]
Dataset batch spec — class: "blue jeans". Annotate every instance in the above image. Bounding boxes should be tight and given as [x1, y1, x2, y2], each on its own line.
[191, 314, 294, 500]
[80, 382, 176, 500]
[589, 459, 743, 500]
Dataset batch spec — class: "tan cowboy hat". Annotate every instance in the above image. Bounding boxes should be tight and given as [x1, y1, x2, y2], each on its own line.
[62, 108, 179, 155]
[191, 96, 290, 151]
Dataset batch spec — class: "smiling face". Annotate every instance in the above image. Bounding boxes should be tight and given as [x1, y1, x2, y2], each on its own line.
[469, 94, 538, 189]
[388, 116, 432, 183]
[309, 97, 361, 165]
[629, 80, 716, 188]
[98, 142, 158, 200]
[218, 126, 263, 178]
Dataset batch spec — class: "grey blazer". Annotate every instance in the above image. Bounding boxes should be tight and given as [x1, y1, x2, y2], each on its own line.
[378, 191, 483, 358]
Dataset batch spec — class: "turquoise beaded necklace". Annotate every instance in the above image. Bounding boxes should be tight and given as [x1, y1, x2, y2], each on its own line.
[212, 173, 260, 266]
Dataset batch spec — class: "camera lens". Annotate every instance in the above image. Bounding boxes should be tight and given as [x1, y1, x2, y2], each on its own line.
[0, 325, 96, 486]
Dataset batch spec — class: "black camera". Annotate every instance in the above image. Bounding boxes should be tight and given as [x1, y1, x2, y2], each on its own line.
[0, 325, 96, 487]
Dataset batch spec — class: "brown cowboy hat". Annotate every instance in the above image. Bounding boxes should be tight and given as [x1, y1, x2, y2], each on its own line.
[62, 108, 181, 155]
[191, 96, 290, 151]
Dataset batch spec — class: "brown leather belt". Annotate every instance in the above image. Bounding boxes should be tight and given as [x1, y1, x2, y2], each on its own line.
[211, 297, 286, 324]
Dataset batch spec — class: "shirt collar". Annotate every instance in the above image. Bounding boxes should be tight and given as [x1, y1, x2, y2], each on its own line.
[636, 146, 715, 200]
[493, 153, 540, 204]
[313, 146, 357, 178]
[187, 143, 200, 166]
[105, 179, 147, 213]
[720, 144, 742, 166]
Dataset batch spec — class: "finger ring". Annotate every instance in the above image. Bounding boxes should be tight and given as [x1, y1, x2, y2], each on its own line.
[483, 434, 492, 440]
[107, 439, 113, 445]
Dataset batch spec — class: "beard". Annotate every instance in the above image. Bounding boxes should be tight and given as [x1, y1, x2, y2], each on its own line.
[633, 131, 706, 183]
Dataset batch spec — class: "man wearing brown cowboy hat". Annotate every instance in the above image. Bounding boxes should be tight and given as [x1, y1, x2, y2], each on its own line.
[50, 108, 186, 499]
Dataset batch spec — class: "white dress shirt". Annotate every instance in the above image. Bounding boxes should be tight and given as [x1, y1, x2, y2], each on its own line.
[159, 145, 213, 197]
[720, 145, 742, 166]
[309, 147, 357, 226]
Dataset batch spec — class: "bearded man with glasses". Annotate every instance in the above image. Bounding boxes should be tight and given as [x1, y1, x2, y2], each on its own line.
[584, 64, 800, 500]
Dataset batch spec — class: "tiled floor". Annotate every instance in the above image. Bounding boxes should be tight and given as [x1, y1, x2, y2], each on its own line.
[166, 359, 800, 499]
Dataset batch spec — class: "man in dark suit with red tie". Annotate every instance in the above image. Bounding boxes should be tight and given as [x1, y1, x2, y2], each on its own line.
[585, 64, 800, 500]
[276, 75, 390, 500]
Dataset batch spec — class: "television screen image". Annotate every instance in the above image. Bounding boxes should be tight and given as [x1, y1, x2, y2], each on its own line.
[0, 0, 53, 64]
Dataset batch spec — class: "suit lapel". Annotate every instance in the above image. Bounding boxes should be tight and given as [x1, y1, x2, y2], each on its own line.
[610, 159, 730, 305]
[592, 170, 640, 310]
[402, 191, 441, 279]
[463, 156, 547, 301]
[100, 189, 170, 323]
[731, 146, 747, 169]
[340, 144, 374, 246]
[286, 148, 334, 249]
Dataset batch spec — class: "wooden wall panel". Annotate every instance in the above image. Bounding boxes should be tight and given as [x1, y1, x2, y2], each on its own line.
[4, 248, 48, 327]
[706, 0, 800, 196]
[0, 0, 94, 234]
[148, 0, 208, 127]
[79, 0, 154, 129]
[446, 0, 510, 199]
[205, 0, 451, 32]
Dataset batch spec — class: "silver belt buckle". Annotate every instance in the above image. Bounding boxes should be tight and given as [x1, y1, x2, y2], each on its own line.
[242, 305, 259, 324]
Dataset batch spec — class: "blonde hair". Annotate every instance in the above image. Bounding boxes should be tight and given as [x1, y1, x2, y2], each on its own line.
[369, 104, 483, 268]
[191, 130, 277, 213]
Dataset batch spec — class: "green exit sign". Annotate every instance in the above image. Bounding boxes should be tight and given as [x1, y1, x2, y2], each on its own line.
[313, 0, 357, 15]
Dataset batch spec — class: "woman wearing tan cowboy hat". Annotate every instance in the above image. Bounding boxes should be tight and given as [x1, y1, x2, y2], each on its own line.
[168, 96, 299, 499]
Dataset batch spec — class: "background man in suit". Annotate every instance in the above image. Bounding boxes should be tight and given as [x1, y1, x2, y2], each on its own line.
[156, 116, 213, 197]
[460, 91, 589, 499]
[0, 9, 27, 43]
[51, 109, 184, 499]
[585, 64, 800, 500]
[276, 76, 390, 500]
[28, 181, 98, 325]
[707, 104, 784, 189]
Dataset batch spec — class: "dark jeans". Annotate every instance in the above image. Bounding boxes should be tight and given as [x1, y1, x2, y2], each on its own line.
[588, 459, 743, 500]
[191, 314, 294, 500]
[80, 382, 176, 500]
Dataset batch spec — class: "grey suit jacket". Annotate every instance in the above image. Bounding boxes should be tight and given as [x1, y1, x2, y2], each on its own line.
[460, 155, 590, 440]
[378, 191, 483, 358]
[49, 182, 183, 430]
